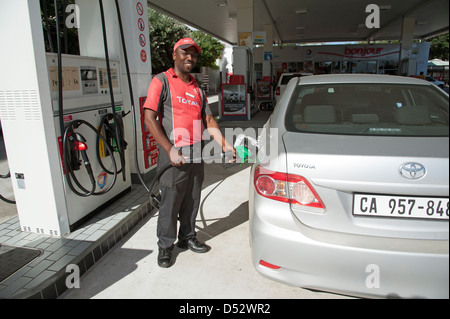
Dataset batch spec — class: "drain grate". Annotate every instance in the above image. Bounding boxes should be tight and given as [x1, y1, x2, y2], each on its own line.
[0, 244, 42, 283]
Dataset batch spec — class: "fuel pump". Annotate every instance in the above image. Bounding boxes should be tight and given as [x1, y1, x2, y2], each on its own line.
[52, 0, 128, 197]
[0, 0, 143, 236]
[46, 0, 134, 229]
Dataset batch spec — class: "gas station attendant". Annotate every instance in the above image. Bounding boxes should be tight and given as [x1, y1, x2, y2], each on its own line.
[143, 38, 235, 268]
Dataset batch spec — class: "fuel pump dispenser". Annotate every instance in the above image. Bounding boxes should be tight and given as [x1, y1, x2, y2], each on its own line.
[0, 0, 153, 236]
[234, 46, 255, 107]
[220, 46, 256, 121]
[47, 0, 132, 229]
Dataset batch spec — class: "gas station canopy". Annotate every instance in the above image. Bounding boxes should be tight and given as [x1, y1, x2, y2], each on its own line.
[148, 0, 449, 45]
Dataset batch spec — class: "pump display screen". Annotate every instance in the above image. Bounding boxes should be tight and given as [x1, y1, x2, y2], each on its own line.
[80, 66, 99, 95]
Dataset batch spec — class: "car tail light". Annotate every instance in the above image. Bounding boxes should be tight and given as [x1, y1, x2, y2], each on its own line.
[275, 86, 280, 95]
[254, 165, 325, 212]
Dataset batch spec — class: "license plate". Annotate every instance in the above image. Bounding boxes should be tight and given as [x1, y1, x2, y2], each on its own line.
[353, 194, 449, 220]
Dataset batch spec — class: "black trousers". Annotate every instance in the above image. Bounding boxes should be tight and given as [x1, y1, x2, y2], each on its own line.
[156, 144, 204, 249]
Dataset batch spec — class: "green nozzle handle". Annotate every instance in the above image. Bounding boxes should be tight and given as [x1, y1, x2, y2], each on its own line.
[235, 145, 251, 163]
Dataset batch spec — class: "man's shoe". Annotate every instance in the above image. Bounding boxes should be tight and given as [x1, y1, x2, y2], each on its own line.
[158, 246, 173, 268]
[177, 237, 210, 253]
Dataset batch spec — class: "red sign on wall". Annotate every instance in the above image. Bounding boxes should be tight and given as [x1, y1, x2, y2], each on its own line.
[139, 97, 158, 168]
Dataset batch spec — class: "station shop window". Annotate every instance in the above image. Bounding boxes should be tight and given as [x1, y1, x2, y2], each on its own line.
[314, 61, 342, 74]
[341, 61, 377, 74]
[377, 60, 399, 75]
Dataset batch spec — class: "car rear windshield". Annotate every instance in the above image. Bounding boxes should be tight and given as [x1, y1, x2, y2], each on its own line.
[285, 83, 449, 137]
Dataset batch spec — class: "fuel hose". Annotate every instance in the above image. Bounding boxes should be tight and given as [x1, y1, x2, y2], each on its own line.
[113, 0, 150, 192]
[0, 171, 15, 204]
[96, 112, 127, 175]
[99, 0, 126, 182]
[148, 151, 235, 209]
[63, 119, 118, 197]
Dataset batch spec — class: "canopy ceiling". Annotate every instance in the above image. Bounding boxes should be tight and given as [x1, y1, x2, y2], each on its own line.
[148, 0, 449, 45]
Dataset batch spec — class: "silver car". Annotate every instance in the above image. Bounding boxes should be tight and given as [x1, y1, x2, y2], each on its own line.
[249, 74, 449, 298]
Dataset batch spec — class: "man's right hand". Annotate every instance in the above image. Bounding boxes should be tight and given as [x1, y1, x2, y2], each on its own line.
[169, 146, 185, 167]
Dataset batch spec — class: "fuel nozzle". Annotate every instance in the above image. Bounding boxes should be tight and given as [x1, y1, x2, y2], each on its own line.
[68, 132, 94, 182]
[69, 132, 88, 152]
[233, 134, 260, 164]
[235, 145, 251, 163]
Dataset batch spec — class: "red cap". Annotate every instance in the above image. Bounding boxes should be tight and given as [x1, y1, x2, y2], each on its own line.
[173, 38, 201, 53]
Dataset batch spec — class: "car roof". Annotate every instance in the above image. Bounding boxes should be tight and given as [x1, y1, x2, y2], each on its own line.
[280, 72, 312, 77]
[296, 74, 432, 86]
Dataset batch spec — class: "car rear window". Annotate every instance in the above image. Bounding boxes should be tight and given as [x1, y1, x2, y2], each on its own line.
[285, 83, 449, 137]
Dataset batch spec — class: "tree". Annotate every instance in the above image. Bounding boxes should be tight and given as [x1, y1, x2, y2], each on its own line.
[148, 9, 225, 74]
[190, 30, 225, 71]
[428, 33, 449, 61]
[148, 8, 190, 74]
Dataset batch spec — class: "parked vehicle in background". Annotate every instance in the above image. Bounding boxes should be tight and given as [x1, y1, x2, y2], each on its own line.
[275, 72, 312, 104]
[250, 74, 449, 298]
[426, 75, 445, 88]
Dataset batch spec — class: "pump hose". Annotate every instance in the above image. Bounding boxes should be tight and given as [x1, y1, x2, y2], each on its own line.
[96, 112, 126, 175]
[113, 0, 150, 193]
[63, 120, 118, 197]
[148, 151, 234, 208]
[53, 0, 65, 143]
[0, 171, 11, 179]
[0, 194, 15, 204]
[0, 171, 15, 204]
[99, 0, 126, 183]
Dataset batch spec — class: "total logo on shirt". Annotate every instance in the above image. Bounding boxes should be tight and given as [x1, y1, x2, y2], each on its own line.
[176, 95, 200, 107]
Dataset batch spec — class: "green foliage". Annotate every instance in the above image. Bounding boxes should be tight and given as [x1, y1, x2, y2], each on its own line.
[148, 9, 224, 74]
[190, 30, 225, 71]
[428, 33, 449, 61]
[148, 8, 190, 74]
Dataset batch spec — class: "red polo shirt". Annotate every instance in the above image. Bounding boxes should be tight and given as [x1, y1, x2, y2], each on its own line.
[143, 68, 212, 148]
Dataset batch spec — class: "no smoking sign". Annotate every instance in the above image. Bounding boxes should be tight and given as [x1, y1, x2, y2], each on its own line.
[136, 2, 144, 15]
[138, 18, 145, 31]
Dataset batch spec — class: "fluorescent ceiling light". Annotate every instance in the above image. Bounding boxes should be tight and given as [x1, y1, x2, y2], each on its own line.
[296, 9, 308, 14]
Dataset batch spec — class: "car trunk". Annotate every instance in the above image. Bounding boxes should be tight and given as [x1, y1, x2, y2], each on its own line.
[282, 132, 449, 240]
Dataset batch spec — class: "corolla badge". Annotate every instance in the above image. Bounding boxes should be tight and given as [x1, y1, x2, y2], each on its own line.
[399, 162, 426, 180]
